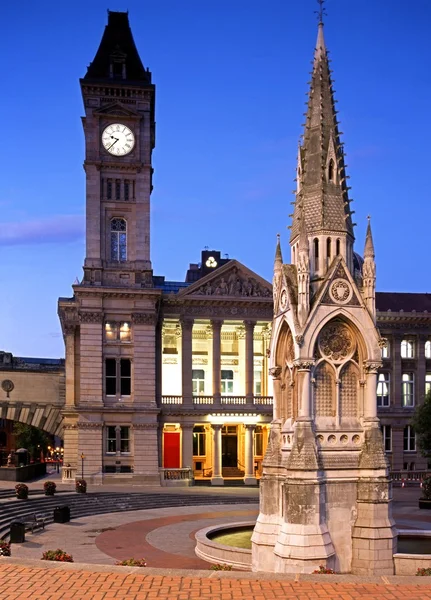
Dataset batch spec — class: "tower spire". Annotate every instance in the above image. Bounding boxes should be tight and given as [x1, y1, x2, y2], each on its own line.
[364, 215, 375, 258]
[362, 216, 376, 320]
[290, 6, 355, 282]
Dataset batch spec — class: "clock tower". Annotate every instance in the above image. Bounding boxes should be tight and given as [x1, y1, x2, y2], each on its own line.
[58, 11, 161, 484]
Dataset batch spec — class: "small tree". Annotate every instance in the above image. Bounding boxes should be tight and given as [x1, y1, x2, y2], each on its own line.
[410, 391, 431, 459]
[13, 423, 50, 461]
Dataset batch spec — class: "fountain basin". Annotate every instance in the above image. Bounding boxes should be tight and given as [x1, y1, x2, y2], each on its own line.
[195, 522, 254, 570]
[196, 523, 431, 574]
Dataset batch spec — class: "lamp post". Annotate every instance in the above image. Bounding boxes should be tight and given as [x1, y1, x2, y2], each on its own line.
[80, 453, 85, 479]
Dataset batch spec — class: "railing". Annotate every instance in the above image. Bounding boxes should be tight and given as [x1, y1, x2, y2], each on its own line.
[391, 470, 431, 484]
[159, 467, 193, 487]
[62, 466, 77, 482]
[160, 395, 273, 407]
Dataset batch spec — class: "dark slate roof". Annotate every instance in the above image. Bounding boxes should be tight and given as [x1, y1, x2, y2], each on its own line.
[84, 11, 151, 84]
[376, 292, 431, 313]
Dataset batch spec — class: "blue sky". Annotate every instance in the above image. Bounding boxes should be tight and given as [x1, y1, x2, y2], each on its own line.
[2, 0, 430, 358]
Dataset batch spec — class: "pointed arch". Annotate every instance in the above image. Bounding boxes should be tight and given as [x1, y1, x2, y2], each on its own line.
[339, 361, 360, 420]
[328, 159, 335, 182]
[313, 361, 336, 417]
[275, 320, 294, 367]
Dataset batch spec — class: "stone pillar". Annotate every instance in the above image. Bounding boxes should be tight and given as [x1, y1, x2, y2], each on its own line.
[262, 325, 272, 396]
[206, 324, 213, 396]
[237, 324, 246, 395]
[245, 321, 255, 401]
[182, 423, 194, 470]
[417, 335, 426, 406]
[181, 318, 193, 407]
[244, 424, 257, 485]
[212, 320, 222, 407]
[363, 361, 381, 421]
[132, 422, 160, 484]
[392, 334, 402, 408]
[294, 360, 313, 419]
[211, 424, 224, 486]
[269, 367, 282, 421]
[64, 327, 76, 407]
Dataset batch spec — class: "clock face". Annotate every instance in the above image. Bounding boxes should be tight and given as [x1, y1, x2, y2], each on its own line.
[102, 123, 135, 156]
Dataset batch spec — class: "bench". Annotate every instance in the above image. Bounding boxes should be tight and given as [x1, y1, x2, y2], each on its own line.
[23, 514, 45, 534]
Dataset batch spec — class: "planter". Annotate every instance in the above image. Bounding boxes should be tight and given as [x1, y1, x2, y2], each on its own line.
[15, 484, 29, 500]
[44, 481, 57, 496]
[419, 499, 431, 509]
[75, 479, 87, 494]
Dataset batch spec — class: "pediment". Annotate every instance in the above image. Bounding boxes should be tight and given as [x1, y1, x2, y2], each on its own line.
[313, 258, 362, 310]
[94, 102, 140, 118]
[178, 260, 272, 300]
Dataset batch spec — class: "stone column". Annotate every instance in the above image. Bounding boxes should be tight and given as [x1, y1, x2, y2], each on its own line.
[211, 424, 224, 486]
[244, 424, 257, 486]
[294, 360, 313, 419]
[417, 334, 426, 406]
[212, 320, 222, 407]
[245, 321, 255, 402]
[269, 367, 282, 421]
[237, 324, 246, 395]
[206, 324, 213, 397]
[392, 334, 402, 408]
[262, 325, 272, 396]
[364, 361, 381, 420]
[64, 326, 76, 407]
[181, 318, 193, 407]
[181, 423, 194, 470]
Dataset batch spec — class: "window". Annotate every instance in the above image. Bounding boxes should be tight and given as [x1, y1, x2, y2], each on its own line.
[426, 374, 431, 396]
[254, 425, 263, 456]
[404, 426, 416, 452]
[105, 322, 131, 342]
[107, 180, 112, 200]
[326, 238, 331, 259]
[193, 425, 206, 456]
[106, 425, 130, 454]
[110, 218, 127, 261]
[381, 342, 390, 359]
[314, 238, 319, 260]
[192, 369, 205, 395]
[401, 339, 414, 358]
[120, 426, 130, 453]
[336, 239, 341, 255]
[105, 358, 132, 397]
[377, 373, 390, 407]
[254, 370, 262, 396]
[115, 180, 121, 200]
[328, 159, 335, 182]
[221, 370, 234, 395]
[426, 341, 431, 359]
[124, 181, 130, 201]
[106, 426, 117, 452]
[402, 373, 415, 407]
[380, 425, 392, 452]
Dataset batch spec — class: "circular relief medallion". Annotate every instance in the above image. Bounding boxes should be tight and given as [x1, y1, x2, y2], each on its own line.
[1, 380, 14, 395]
[318, 322, 355, 362]
[329, 278, 353, 305]
[280, 290, 287, 310]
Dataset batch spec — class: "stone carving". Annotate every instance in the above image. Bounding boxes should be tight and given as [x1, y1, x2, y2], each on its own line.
[182, 305, 273, 319]
[293, 359, 314, 370]
[132, 423, 158, 429]
[330, 278, 353, 304]
[280, 290, 288, 310]
[236, 324, 246, 339]
[295, 334, 304, 346]
[1, 380, 14, 398]
[194, 268, 271, 298]
[193, 358, 208, 365]
[79, 312, 103, 324]
[163, 358, 178, 364]
[319, 322, 355, 362]
[77, 422, 103, 429]
[269, 366, 282, 379]
[132, 313, 157, 325]
[363, 361, 382, 374]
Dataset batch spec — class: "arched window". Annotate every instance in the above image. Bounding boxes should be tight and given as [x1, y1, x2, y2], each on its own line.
[110, 218, 127, 262]
[293, 246, 296, 263]
[326, 238, 331, 260]
[336, 239, 341, 255]
[425, 340, 431, 359]
[328, 159, 335, 182]
[314, 238, 319, 260]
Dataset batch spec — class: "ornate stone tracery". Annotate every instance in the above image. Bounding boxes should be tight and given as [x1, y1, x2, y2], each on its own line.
[318, 321, 355, 362]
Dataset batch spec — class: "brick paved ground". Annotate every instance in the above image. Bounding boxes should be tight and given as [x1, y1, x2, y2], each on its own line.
[1, 562, 431, 599]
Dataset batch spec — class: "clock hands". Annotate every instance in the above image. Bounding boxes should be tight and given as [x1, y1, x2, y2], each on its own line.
[107, 136, 119, 151]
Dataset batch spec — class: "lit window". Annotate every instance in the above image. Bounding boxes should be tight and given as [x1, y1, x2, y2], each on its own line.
[193, 425, 206, 456]
[221, 370, 234, 395]
[401, 339, 414, 359]
[380, 425, 392, 452]
[426, 373, 431, 396]
[404, 426, 416, 452]
[426, 341, 431, 359]
[402, 373, 414, 407]
[381, 342, 390, 359]
[377, 373, 390, 407]
[110, 218, 127, 262]
[192, 369, 205, 395]
[105, 322, 131, 342]
[254, 370, 262, 396]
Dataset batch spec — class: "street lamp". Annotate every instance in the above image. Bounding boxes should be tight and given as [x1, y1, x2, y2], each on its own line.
[80, 453, 85, 479]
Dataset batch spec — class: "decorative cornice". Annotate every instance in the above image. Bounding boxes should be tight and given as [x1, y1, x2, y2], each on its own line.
[132, 422, 158, 429]
[131, 313, 157, 325]
[77, 422, 103, 429]
[293, 359, 315, 370]
[79, 312, 104, 324]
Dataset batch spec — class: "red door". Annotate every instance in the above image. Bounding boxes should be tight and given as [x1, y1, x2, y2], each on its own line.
[163, 432, 180, 468]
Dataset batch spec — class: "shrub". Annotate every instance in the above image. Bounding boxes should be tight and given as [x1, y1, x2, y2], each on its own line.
[75, 479, 87, 494]
[15, 483, 29, 500]
[422, 477, 431, 500]
[116, 558, 147, 567]
[417, 567, 431, 576]
[313, 565, 335, 574]
[42, 549, 74, 563]
[210, 563, 233, 571]
[43, 481, 57, 496]
[0, 541, 11, 557]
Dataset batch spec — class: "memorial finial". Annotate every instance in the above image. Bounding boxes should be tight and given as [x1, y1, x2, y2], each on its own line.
[315, 0, 327, 25]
